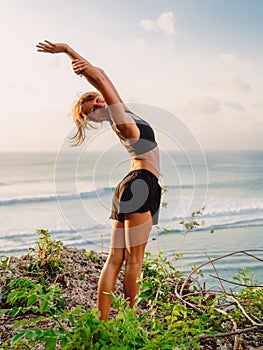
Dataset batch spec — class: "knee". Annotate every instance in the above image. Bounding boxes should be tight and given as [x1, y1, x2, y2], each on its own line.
[125, 258, 142, 271]
[107, 252, 124, 268]
[125, 250, 144, 266]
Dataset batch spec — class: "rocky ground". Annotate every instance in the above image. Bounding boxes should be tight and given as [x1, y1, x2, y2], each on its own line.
[0, 246, 262, 349]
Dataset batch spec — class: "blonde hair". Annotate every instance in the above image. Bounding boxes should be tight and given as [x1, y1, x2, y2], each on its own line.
[70, 91, 102, 146]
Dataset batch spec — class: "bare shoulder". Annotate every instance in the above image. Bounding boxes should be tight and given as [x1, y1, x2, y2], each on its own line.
[110, 109, 140, 141]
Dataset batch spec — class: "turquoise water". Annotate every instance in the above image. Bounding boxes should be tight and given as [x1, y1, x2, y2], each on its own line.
[0, 150, 262, 284]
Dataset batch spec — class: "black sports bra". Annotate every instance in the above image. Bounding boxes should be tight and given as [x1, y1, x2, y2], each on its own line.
[111, 111, 158, 156]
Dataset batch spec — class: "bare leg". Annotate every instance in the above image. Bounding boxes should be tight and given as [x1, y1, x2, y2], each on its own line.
[97, 220, 125, 320]
[124, 212, 152, 308]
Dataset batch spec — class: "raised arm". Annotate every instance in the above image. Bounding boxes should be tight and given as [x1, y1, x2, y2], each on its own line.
[95, 67, 124, 104]
[36, 40, 139, 139]
[36, 41, 119, 103]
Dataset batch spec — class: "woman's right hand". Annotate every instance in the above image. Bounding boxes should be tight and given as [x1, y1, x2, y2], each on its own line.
[36, 40, 68, 54]
[71, 59, 88, 76]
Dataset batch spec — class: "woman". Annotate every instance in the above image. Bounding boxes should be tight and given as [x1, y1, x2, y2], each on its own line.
[36, 40, 161, 321]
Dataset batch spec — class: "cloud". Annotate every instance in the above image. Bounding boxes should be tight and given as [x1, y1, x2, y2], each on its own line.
[140, 11, 176, 37]
[182, 96, 221, 114]
[140, 19, 155, 31]
[223, 101, 245, 111]
[219, 53, 240, 66]
[211, 74, 250, 92]
[218, 53, 251, 68]
[156, 12, 176, 36]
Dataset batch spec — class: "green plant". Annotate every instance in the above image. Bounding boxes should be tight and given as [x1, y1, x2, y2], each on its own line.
[1, 257, 262, 350]
[230, 268, 263, 326]
[138, 252, 182, 310]
[179, 206, 206, 231]
[1, 226, 262, 350]
[86, 251, 99, 262]
[0, 255, 9, 271]
[28, 229, 63, 274]
[0, 276, 64, 318]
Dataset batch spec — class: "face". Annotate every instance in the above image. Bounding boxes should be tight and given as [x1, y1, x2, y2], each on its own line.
[82, 95, 109, 122]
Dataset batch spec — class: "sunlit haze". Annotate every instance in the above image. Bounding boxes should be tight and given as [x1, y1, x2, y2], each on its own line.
[0, 0, 262, 152]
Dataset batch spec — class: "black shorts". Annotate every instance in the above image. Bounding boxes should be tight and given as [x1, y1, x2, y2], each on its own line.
[110, 169, 161, 225]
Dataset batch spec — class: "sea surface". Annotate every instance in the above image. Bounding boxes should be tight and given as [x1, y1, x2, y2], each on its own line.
[0, 150, 262, 287]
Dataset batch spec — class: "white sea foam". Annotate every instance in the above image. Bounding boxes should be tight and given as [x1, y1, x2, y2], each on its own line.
[0, 151, 262, 262]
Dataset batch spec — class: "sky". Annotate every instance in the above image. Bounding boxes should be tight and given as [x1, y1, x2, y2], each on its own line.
[0, 0, 262, 152]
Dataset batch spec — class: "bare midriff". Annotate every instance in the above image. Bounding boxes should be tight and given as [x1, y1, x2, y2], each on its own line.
[129, 147, 160, 179]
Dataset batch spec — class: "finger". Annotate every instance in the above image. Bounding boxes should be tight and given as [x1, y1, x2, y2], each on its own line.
[73, 67, 82, 74]
[36, 43, 52, 51]
[37, 49, 53, 53]
[73, 67, 84, 74]
[74, 68, 84, 75]
[72, 63, 81, 69]
[37, 41, 51, 47]
[36, 43, 47, 49]
[37, 41, 54, 51]
[72, 59, 85, 64]
[72, 62, 86, 69]
[36, 46, 53, 53]
[36, 46, 48, 52]
[44, 40, 54, 46]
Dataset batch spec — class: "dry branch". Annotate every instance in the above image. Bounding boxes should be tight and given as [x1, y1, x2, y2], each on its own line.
[200, 325, 263, 340]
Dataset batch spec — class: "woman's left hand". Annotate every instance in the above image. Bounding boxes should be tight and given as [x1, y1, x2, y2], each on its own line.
[71, 59, 87, 76]
[36, 40, 68, 54]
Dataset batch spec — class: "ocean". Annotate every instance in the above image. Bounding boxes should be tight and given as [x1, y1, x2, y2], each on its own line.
[0, 150, 262, 286]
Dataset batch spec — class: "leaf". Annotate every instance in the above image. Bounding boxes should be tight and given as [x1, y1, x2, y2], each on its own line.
[207, 330, 215, 336]
[0, 309, 10, 316]
[68, 315, 74, 324]
[34, 329, 44, 339]
[13, 319, 32, 327]
[27, 293, 39, 307]
[45, 337, 57, 350]
[11, 307, 21, 318]
[197, 269, 204, 278]
[11, 331, 26, 344]
[26, 329, 36, 340]
[13, 316, 48, 327]
[40, 299, 49, 313]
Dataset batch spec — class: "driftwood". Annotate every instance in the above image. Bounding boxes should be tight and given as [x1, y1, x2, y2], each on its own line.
[175, 249, 263, 349]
